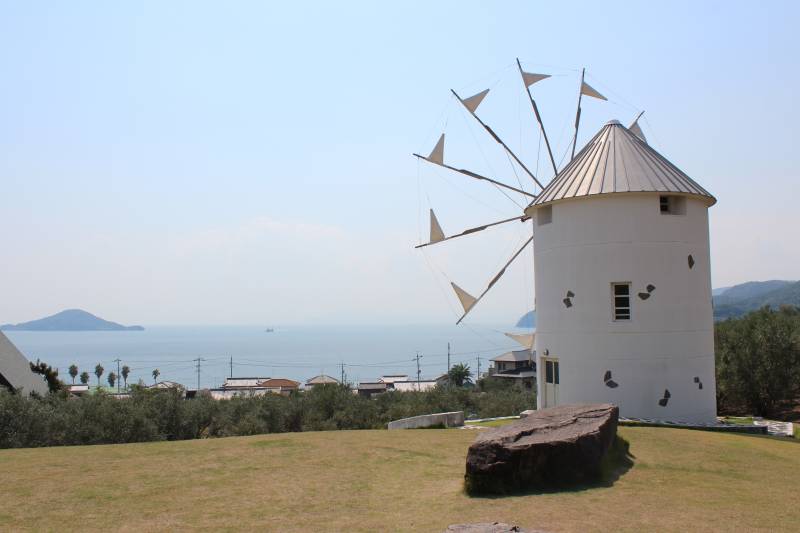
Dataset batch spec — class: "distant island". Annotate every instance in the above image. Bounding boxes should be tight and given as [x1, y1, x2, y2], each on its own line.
[0, 309, 144, 331]
[515, 279, 799, 326]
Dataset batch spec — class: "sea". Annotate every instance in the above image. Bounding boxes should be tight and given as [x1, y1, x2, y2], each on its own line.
[5, 324, 527, 389]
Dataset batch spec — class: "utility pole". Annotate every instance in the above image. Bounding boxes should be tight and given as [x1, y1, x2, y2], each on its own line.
[229, 356, 233, 379]
[113, 358, 122, 393]
[447, 342, 451, 376]
[415, 352, 422, 390]
[476, 356, 482, 380]
[340, 361, 345, 385]
[193, 357, 205, 391]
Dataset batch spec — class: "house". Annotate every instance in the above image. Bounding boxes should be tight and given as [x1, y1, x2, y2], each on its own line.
[148, 380, 185, 390]
[393, 380, 439, 392]
[208, 387, 272, 400]
[67, 384, 90, 396]
[146, 381, 186, 397]
[206, 376, 298, 399]
[490, 349, 535, 374]
[0, 331, 49, 395]
[379, 375, 409, 386]
[222, 377, 270, 389]
[357, 382, 387, 397]
[258, 378, 300, 395]
[526, 120, 718, 422]
[305, 374, 340, 389]
[487, 350, 536, 390]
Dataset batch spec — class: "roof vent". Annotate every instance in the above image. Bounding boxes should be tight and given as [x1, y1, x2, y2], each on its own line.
[605, 119, 622, 126]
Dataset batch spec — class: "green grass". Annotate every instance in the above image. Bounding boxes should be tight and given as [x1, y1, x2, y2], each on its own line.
[0, 427, 798, 532]
[721, 416, 755, 425]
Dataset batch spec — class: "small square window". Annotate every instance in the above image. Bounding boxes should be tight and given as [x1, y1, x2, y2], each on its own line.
[659, 195, 686, 215]
[612, 282, 631, 321]
[538, 205, 552, 225]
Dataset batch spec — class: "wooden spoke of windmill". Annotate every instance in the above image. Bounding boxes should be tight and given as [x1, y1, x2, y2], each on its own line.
[451, 235, 533, 324]
[415, 210, 529, 249]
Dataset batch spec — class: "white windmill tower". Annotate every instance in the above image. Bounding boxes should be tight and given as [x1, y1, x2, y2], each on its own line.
[416, 61, 717, 423]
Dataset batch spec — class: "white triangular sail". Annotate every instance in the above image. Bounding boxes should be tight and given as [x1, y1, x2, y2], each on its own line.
[504, 332, 535, 349]
[427, 134, 444, 164]
[522, 71, 550, 87]
[450, 282, 477, 313]
[580, 81, 607, 101]
[429, 209, 445, 243]
[461, 89, 490, 113]
[629, 119, 647, 143]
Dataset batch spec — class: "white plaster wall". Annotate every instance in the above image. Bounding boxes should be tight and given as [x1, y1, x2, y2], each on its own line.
[531, 193, 717, 423]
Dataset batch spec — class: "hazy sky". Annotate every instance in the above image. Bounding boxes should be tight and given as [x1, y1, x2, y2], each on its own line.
[1, 1, 797, 326]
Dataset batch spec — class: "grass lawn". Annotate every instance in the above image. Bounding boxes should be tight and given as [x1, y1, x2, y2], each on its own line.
[1, 427, 798, 532]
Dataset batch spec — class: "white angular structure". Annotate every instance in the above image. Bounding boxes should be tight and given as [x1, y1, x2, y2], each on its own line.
[0, 331, 49, 396]
[525, 120, 717, 423]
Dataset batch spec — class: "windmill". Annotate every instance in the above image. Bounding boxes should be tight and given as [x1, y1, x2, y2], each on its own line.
[415, 61, 718, 423]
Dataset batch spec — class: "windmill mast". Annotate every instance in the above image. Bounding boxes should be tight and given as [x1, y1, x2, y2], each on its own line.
[451, 89, 545, 190]
[571, 68, 586, 161]
[516, 58, 558, 176]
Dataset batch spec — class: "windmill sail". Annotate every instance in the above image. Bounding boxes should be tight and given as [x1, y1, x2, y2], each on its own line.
[580, 81, 607, 101]
[427, 134, 445, 164]
[461, 89, 490, 113]
[505, 332, 535, 349]
[451, 282, 478, 314]
[429, 209, 445, 243]
[415, 215, 529, 249]
[629, 119, 647, 143]
[521, 71, 550, 87]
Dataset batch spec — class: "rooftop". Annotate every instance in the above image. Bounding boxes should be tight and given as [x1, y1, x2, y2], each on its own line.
[530, 120, 715, 208]
[491, 349, 534, 363]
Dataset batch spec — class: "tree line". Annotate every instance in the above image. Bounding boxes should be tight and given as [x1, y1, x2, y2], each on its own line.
[0, 380, 533, 449]
[715, 305, 800, 417]
[44, 363, 162, 390]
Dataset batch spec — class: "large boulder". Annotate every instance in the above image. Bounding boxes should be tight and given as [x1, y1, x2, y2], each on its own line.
[465, 404, 618, 494]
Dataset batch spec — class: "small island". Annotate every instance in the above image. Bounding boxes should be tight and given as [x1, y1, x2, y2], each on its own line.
[0, 309, 144, 331]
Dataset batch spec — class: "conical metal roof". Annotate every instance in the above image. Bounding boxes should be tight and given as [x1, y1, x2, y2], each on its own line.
[531, 120, 715, 207]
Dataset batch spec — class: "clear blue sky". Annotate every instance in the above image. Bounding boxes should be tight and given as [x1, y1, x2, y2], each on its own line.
[1, 1, 797, 326]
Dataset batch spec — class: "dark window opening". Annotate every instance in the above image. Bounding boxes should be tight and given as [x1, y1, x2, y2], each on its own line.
[659, 195, 686, 215]
[612, 283, 631, 321]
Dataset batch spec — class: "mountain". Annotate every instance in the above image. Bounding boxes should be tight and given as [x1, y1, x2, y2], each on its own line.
[0, 309, 144, 331]
[713, 280, 795, 306]
[713, 280, 800, 320]
[515, 310, 536, 328]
